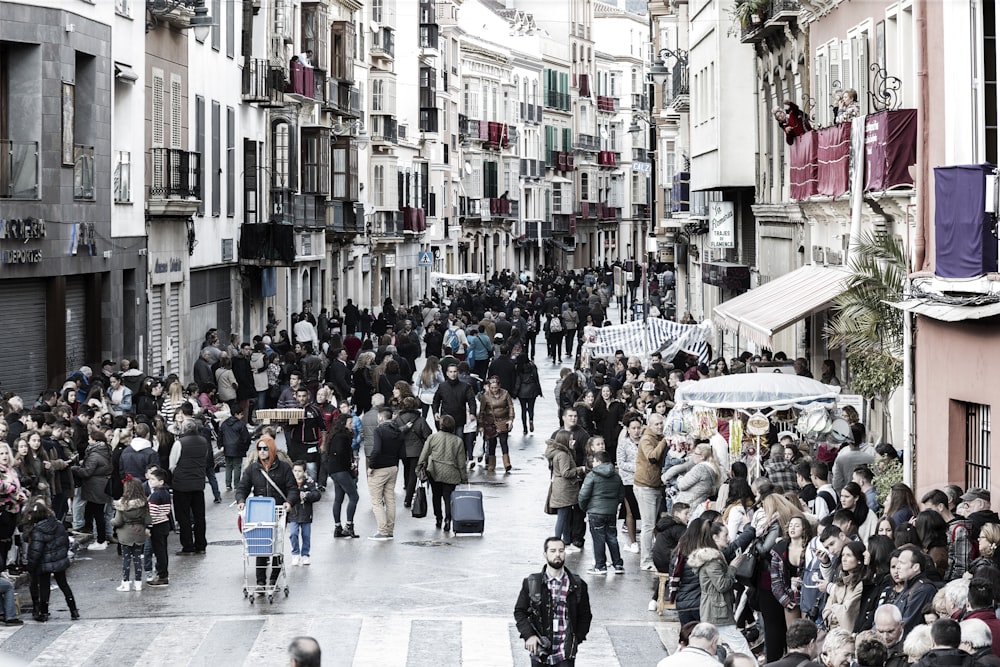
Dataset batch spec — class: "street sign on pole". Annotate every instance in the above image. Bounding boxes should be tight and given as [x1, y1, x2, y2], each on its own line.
[417, 250, 433, 267]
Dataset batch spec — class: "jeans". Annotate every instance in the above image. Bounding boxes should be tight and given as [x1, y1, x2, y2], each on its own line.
[173, 490, 207, 552]
[72, 488, 85, 530]
[588, 512, 623, 570]
[150, 522, 169, 578]
[289, 521, 312, 557]
[553, 506, 574, 545]
[634, 485, 663, 568]
[205, 463, 221, 502]
[0, 577, 15, 619]
[121, 544, 143, 581]
[367, 466, 398, 536]
[331, 471, 359, 524]
[564, 330, 576, 357]
[225, 456, 243, 489]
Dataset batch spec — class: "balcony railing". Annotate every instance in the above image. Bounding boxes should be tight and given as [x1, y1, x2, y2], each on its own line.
[369, 115, 398, 144]
[633, 148, 650, 162]
[632, 203, 650, 219]
[574, 134, 600, 152]
[371, 28, 395, 59]
[596, 95, 619, 112]
[740, 0, 801, 43]
[371, 210, 402, 236]
[0, 140, 38, 200]
[327, 200, 362, 234]
[242, 58, 285, 107]
[545, 90, 571, 111]
[666, 63, 690, 111]
[149, 148, 201, 199]
[596, 203, 621, 221]
[631, 93, 648, 111]
[484, 121, 509, 149]
[459, 196, 482, 219]
[488, 197, 514, 217]
[326, 79, 360, 117]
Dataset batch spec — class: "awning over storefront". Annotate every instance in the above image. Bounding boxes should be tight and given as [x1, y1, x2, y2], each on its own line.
[547, 238, 575, 252]
[713, 264, 851, 349]
[891, 298, 1000, 322]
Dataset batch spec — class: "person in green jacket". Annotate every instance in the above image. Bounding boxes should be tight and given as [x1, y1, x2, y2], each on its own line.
[578, 450, 624, 575]
[416, 414, 468, 532]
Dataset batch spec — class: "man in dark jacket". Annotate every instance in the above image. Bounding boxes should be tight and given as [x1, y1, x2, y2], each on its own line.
[915, 618, 972, 667]
[487, 349, 518, 396]
[232, 342, 256, 421]
[396, 321, 421, 379]
[513, 537, 592, 666]
[236, 435, 298, 588]
[432, 364, 477, 434]
[219, 405, 251, 491]
[367, 408, 404, 540]
[169, 419, 214, 555]
[894, 545, 939, 634]
[324, 347, 353, 404]
[651, 502, 690, 573]
[287, 388, 323, 481]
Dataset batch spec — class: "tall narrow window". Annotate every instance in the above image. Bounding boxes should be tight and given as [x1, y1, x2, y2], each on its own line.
[195, 94, 205, 214]
[212, 0, 221, 51]
[226, 106, 235, 216]
[211, 100, 220, 215]
[963, 401, 991, 490]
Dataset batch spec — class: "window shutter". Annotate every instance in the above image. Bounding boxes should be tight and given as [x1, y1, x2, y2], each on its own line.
[152, 72, 164, 148]
[212, 100, 221, 216]
[854, 35, 869, 114]
[227, 106, 235, 216]
[212, 0, 221, 51]
[169, 76, 182, 149]
[195, 95, 205, 215]
[226, 0, 235, 59]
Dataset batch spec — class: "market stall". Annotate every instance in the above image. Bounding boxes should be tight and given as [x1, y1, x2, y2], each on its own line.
[666, 373, 844, 477]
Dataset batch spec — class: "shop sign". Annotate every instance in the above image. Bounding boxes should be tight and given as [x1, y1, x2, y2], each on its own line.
[383, 253, 396, 268]
[709, 201, 735, 248]
[154, 258, 183, 274]
[0, 217, 47, 240]
[1, 248, 42, 264]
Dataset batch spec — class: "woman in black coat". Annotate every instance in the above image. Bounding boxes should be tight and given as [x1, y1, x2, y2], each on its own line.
[513, 354, 542, 435]
[26, 500, 78, 621]
[70, 431, 113, 548]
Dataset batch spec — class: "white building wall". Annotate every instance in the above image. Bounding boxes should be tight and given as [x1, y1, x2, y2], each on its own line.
[111, 0, 146, 240]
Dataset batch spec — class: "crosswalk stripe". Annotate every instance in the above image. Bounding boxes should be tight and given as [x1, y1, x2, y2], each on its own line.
[245, 614, 305, 665]
[582, 624, 618, 664]
[136, 617, 215, 666]
[461, 616, 516, 666]
[353, 615, 410, 667]
[30, 621, 118, 667]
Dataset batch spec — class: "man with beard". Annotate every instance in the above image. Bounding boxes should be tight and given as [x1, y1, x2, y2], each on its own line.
[432, 364, 478, 467]
[514, 537, 592, 666]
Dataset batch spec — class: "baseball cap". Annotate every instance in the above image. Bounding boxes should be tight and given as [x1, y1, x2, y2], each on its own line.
[961, 488, 991, 503]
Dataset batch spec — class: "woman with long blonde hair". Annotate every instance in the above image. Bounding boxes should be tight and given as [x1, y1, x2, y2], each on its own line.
[351, 351, 377, 413]
[159, 380, 186, 423]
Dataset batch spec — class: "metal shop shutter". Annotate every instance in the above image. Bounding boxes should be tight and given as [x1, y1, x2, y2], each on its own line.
[168, 283, 181, 377]
[0, 280, 47, 400]
[65, 277, 87, 374]
[149, 285, 164, 377]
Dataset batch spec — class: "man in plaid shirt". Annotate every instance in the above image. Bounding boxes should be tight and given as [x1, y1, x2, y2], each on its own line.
[764, 443, 799, 493]
[514, 537, 593, 666]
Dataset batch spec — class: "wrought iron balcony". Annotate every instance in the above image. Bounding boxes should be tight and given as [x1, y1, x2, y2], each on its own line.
[574, 134, 600, 152]
[239, 222, 296, 267]
[242, 59, 286, 107]
[666, 63, 690, 112]
[370, 210, 403, 237]
[0, 140, 38, 200]
[545, 90, 571, 111]
[148, 148, 201, 216]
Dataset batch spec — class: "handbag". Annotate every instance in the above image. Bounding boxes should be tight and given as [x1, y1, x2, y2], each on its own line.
[734, 549, 759, 587]
[482, 421, 498, 439]
[411, 483, 428, 518]
[543, 484, 557, 515]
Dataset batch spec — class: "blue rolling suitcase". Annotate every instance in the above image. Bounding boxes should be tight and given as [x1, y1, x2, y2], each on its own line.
[451, 488, 484, 535]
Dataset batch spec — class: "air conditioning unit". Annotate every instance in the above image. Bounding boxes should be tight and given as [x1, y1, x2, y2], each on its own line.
[812, 245, 825, 264]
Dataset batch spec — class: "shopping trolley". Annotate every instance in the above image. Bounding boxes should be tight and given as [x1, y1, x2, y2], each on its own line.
[240, 496, 289, 604]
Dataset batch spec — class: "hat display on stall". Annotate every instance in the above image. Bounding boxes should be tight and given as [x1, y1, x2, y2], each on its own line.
[777, 430, 799, 443]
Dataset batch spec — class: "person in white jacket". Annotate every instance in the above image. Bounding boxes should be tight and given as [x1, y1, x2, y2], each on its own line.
[663, 443, 721, 520]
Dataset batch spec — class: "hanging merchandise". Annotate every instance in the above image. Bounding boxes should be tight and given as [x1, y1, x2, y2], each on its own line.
[729, 418, 743, 459]
[745, 412, 769, 436]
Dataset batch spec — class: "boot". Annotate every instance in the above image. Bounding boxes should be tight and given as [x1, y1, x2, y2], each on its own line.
[486, 456, 496, 473]
[334, 525, 347, 538]
[67, 597, 79, 621]
[502, 454, 512, 474]
[345, 523, 359, 539]
[34, 602, 48, 623]
[529, 420, 534, 433]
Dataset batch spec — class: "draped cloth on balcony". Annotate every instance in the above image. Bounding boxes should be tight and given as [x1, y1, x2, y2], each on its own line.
[865, 109, 918, 191]
[790, 132, 818, 200]
[933, 164, 999, 278]
[817, 124, 851, 197]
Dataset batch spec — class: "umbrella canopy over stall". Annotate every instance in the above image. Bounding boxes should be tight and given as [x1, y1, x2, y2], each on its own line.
[673, 373, 842, 411]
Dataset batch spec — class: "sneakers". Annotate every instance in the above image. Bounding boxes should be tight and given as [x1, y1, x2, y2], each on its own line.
[614, 565, 625, 574]
[628, 542, 640, 553]
[564, 545, 582, 555]
[3, 618, 23, 626]
[301, 556, 310, 566]
[368, 533, 392, 541]
[116, 581, 131, 592]
[647, 599, 658, 612]
[586, 567, 608, 575]
[291, 555, 301, 566]
[148, 576, 169, 587]
[88, 542, 108, 551]
[133, 581, 142, 591]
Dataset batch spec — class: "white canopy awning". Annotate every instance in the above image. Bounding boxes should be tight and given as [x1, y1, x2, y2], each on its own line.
[713, 265, 851, 348]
